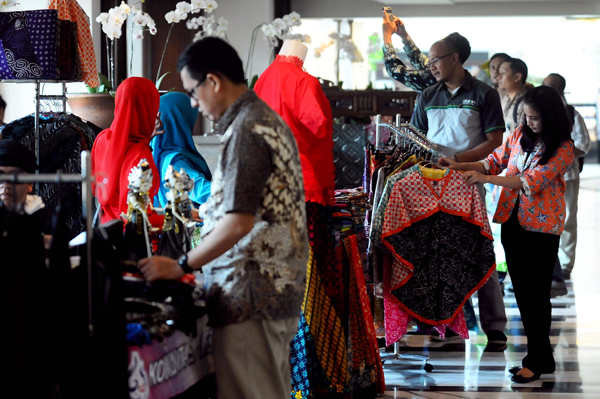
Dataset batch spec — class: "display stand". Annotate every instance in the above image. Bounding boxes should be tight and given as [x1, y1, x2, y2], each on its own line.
[0, 79, 79, 191]
[374, 114, 435, 372]
[0, 151, 95, 336]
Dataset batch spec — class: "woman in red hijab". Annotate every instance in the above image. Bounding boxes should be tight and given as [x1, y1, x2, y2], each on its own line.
[92, 77, 161, 224]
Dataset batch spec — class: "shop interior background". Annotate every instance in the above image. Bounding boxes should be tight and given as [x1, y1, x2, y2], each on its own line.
[0, 0, 597, 150]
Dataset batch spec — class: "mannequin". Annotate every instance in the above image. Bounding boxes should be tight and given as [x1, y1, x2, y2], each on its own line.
[254, 40, 335, 206]
[279, 39, 308, 63]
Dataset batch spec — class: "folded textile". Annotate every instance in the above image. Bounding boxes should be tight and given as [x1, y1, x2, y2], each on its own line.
[0, 10, 59, 79]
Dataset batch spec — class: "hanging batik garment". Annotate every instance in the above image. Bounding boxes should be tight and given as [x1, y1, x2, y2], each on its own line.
[380, 168, 496, 346]
[291, 204, 384, 399]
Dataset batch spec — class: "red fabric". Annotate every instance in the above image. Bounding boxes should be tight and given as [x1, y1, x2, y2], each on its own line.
[92, 77, 161, 224]
[254, 55, 335, 205]
[49, 0, 100, 87]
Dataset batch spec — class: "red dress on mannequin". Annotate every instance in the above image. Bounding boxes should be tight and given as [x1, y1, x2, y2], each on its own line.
[255, 55, 335, 205]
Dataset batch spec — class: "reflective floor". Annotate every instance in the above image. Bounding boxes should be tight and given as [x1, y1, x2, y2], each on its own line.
[381, 164, 600, 398]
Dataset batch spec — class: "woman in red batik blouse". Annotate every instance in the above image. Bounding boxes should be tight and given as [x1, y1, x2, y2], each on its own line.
[440, 85, 574, 384]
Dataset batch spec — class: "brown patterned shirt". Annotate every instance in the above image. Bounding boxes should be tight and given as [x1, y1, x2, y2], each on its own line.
[199, 90, 308, 327]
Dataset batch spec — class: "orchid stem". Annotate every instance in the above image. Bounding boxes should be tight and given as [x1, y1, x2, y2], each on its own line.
[245, 24, 263, 81]
[130, 21, 134, 77]
[156, 23, 174, 83]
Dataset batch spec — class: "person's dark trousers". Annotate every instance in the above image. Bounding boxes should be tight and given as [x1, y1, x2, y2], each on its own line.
[501, 208, 559, 374]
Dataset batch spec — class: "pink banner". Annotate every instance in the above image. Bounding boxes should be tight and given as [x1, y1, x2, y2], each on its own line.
[128, 316, 213, 399]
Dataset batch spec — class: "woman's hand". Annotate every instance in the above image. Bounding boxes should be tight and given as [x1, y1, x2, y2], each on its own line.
[462, 171, 488, 185]
[150, 111, 165, 140]
[438, 156, 458, 169]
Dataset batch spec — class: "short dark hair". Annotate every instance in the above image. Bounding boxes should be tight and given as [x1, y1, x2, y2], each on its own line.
[177, 37, 245, 85]
[546, 73, 566, 93]
[490, 52, 510, 63]
[0, 95, 6, 110]
[503, 58, 528, 84]
[441, 32, 471, 64]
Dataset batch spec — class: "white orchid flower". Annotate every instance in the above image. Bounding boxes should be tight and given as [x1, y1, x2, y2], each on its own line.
[165, 11, 182, 24]
[261, 23, 278, 38]
[215, 24, 227, 38]
[193, 31, 203, 42]
[149, 26, 158, 35]
[146, 17, 156, 28]
[287, 11, 301, 27]
[195, 16, 206, 26]
[109, 7, 127, 20]
[217, 17, 229, 27]
[119, 1, 131, 15]
[132, 28, 144, 41]
[272, 18, 287, 32]
[132, 12, 149, 26]
[191, 0, 205, 13]
[96, 12, 110, 24]
[176, 2, 192, 14]
[186, 19, 199, 30]
[204, 0, 218, 13]
[103, 23, 122, 40]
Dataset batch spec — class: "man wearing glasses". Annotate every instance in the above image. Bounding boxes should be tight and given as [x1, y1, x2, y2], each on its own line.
[138, 37, 308, 399]
[394, 30, 509, 349]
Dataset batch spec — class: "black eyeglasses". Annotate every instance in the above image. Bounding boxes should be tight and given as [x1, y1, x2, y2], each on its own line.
[186, 79, 206, 99]
[427, 53, 454, 69]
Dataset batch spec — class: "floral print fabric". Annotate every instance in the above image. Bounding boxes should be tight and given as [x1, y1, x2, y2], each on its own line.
[482, 126, 574, 235]
[380, 169, 495, 331]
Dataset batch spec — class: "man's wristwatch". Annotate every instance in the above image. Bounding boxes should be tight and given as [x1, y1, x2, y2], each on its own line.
[177, 254, 195, 274]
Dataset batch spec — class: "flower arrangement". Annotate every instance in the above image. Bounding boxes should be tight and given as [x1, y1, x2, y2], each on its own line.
[94, 0, 227, 92]
[246, 12, 309, 81]
[95, 1, 156, 91]
[259, 12, 309, 48]
[159, 1, 228, 82]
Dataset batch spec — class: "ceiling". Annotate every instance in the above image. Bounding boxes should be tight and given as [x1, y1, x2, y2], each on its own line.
[292, 0, 600, 18]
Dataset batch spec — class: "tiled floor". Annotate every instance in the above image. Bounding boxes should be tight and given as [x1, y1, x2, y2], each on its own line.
[380, 164, 600, 399]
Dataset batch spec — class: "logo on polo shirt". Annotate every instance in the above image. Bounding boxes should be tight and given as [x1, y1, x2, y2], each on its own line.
[462, 99, 476, 106]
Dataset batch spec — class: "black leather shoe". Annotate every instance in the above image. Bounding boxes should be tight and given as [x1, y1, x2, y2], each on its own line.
[508, 366, 521, 375]
[511, 372, 541, 383]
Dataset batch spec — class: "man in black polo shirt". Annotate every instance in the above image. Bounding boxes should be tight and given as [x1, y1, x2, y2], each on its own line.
[411, 32, 508, 348]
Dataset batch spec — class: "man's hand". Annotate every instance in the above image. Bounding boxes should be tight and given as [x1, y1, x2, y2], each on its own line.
[438, 156, 458, 169]
[138, 256, 185, 282]
[462, 171, 488, 185]
[392, 17, 408, 39]
[150, 111, 165, 140]
[382, 17, 397, 41]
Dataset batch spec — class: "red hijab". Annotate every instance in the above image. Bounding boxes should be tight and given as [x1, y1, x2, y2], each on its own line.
[92, 77, 161, 223]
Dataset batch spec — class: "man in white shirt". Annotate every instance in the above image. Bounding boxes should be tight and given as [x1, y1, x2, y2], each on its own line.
[542, 73, 591, 282]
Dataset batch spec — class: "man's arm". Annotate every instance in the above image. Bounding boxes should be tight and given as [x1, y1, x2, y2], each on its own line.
[138, 213, 254, 281]
[382, 16, 435, 93]
[455, 130, 503, 162]
[572, 110, 591, 158]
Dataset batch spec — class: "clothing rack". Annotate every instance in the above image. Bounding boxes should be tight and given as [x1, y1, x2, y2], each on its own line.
[374, 114, 439, 157]
[0, 151, 95, 338]
[1, 79, 78, 191]
[372, 113, 434, 372]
